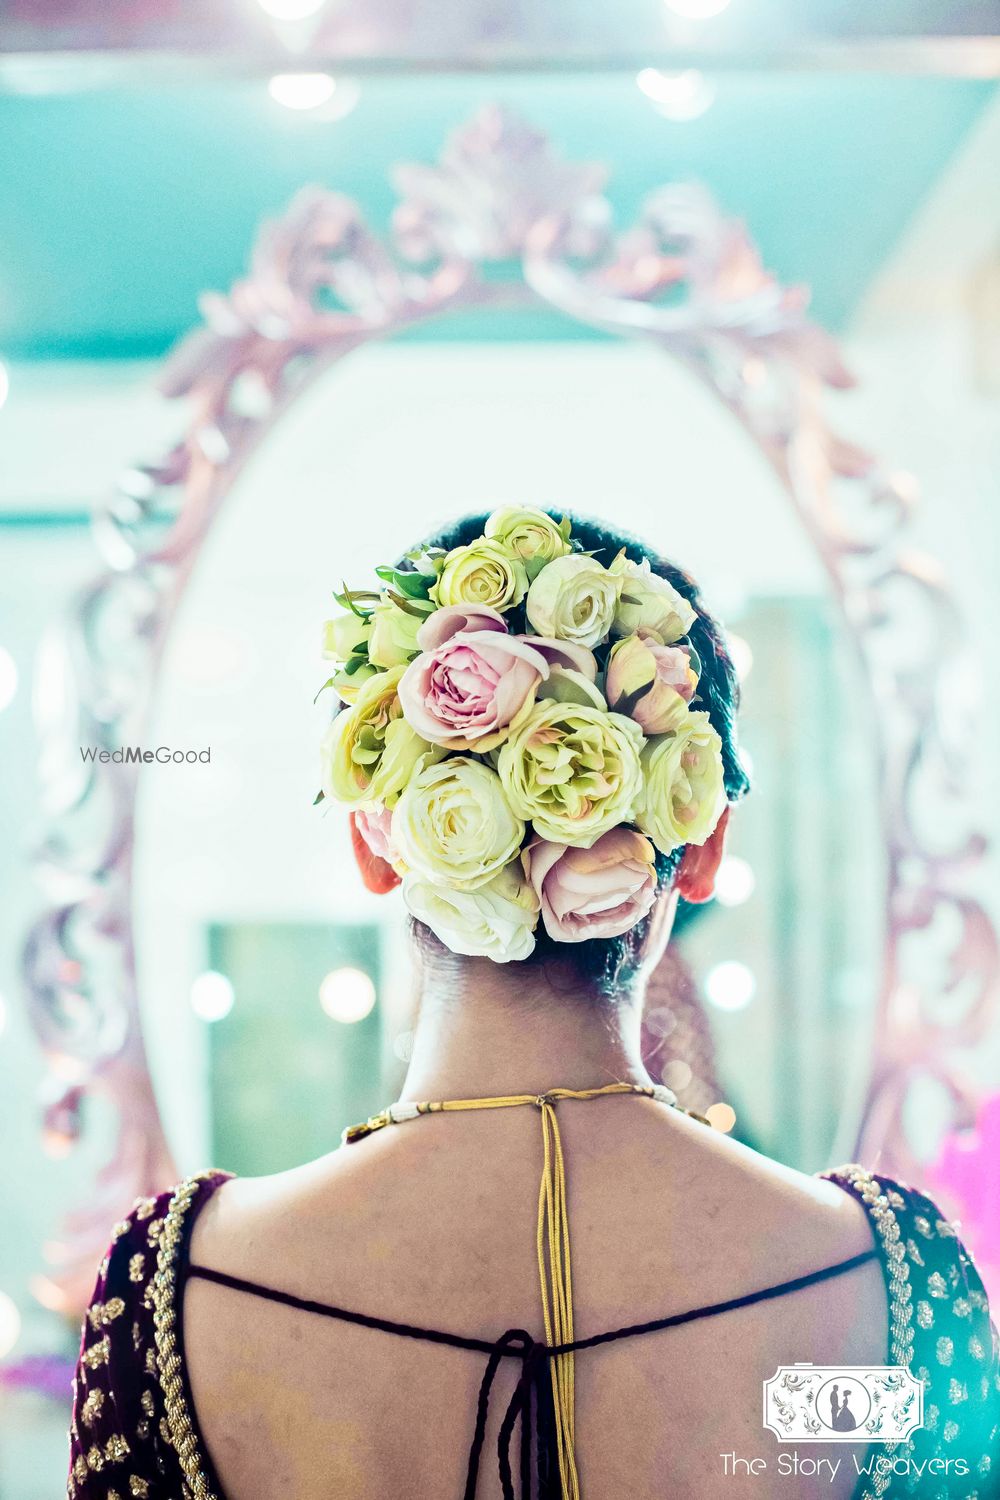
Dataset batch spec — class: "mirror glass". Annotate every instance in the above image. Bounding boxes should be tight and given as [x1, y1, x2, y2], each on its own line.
[133, 340, 882, 1177]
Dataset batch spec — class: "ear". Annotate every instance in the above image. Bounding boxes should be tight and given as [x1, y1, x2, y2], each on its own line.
[674, 805, 729, 904]
[349, 812, 401, 895]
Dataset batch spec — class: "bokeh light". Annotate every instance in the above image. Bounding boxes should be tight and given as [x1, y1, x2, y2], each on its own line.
[664, 0, 731, 17]
[713, 855, 756, 908]
[728, 633, 754, 682]
[190, 971, 235, 1022]
[0, 1291, 21, 1360]
[661, 1058, 693, 1091]
[0, 646, 18, 713]
[706, 1101, 737, 1132]
[258, 0, 326, 16]
[268, 73, 336, 111]
[704, 960, 756, 1011]
[319, 967, 376, 1024]
[636, 69, 715, 122]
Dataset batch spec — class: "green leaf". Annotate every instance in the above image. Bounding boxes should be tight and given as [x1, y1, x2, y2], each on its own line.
[333, 584, 379, 616]
[313, 676, 336, 704]
[387, 589, 435, 619]
[620, 593, 642, 607]
[375, 565, 435, 600]
[313, 789, 325, 806]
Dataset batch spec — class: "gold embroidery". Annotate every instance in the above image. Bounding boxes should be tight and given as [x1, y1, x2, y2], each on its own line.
[73, 1455, 88, 1482]
[942, 1419, 959, 1442]
[152, 1173, 224, 1500]
[828, 1167, 914, 1500]
[133, 1320, 141, 1350]
[111, 1218, 131, 1241]
[99, 1255, 110, 1279]
[106, 1434, 131, 1462]
[144, 1347, 157, 1376]
[141, 1389, 155, 1418]
[80, 1388, 105, 1426]
[925, 1403, 939, 1431]
[129, 1253, 145, 1283]
[134, 1197, 156, 1221]
[905, 1239, 925, 1267]
[936, 1335, 954, 1366]
[948, 1378, 967, 1405]
[137, 1419, 150, 1440]
[147, 1217, 164, 1246]
[109, 1491, 122, 1500]
[86, 1443, 104, 1471]
[927, 1271, 948, 1299]
[160, 1416, 173, 1446]
[89, 1296, 126, 1329]
[969, 1333, 986, 1362]
[129, 1478, 150, 1497]
[953, 1297, 971, 1319]
[82, 1335, 111, 1370]
[935, 1218, 957, 1238]
[914, 1215, 933, 1239]
[915, 1301, 934, 1330]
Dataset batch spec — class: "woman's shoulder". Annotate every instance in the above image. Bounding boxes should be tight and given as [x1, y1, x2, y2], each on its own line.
[68, 1170, 230, 1499]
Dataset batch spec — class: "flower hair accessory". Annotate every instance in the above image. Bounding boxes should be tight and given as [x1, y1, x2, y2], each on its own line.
[317, 509, 728, 962]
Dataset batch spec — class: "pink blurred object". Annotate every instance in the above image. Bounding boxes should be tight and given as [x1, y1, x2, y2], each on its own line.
[925, 1092, 1000, 1305]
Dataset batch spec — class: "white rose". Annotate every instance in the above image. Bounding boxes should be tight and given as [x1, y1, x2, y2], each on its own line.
[609, 554, 697, 643]
[524, 554, 621, 649]
[393, 755, 525, 891]
[402, 863, 539, 962]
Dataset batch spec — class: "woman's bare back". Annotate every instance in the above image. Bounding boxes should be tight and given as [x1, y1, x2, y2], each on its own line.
[184, 1098, 887, 1500]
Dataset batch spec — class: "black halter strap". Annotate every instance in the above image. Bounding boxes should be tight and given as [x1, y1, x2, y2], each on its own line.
[188, 1247, 878, 1498]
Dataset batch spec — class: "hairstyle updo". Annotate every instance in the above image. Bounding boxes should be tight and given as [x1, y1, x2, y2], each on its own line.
[402, 509, 750, 999]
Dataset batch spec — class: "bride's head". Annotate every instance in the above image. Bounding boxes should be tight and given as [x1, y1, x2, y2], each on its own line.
[320, 508, 749, 1004]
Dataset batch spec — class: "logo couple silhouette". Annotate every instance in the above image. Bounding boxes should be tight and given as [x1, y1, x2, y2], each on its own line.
[827, 1382, 860, 1432]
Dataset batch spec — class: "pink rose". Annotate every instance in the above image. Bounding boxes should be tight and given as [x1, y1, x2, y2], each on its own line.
[522, 827, 658, 943]
[354, 804, 398, 867]
[526, 637, 598, 681]
[605, 633, 697, 735]
[398, 631, 549, 751]
[416, 604, 507, 651]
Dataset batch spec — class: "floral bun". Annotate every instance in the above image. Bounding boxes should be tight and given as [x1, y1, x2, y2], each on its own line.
[317, 509, 730, 962]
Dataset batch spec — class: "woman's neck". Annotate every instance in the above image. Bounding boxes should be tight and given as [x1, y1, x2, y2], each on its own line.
[400, 958, 651, 1102]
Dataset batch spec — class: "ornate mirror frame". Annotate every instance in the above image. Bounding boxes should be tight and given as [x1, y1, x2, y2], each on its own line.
[23, 106, 998, 1305]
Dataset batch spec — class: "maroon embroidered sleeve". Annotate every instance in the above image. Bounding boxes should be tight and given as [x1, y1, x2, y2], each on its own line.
[67, 1187, 176, 1500]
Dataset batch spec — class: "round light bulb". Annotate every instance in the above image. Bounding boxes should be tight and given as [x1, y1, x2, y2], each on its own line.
[190, 971, 235, 1022]
[268, 73, 337, 111]
[258, 0, 325, 15]
[704, 960, 756, 1012]
[713, 856, 756, 908]
[319, 967, 376, 1024]
[0, 646, 18, 713]
[636, 68, 715, 121]
[664, 0, 731, 17]
[0, 1291, 21, 1360]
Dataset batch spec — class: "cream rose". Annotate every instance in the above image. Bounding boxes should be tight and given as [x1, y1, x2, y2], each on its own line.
[636, 710, 726, 855]
[393, 755, 525, 891]
[497, 699, 644, 847]
[484, 507, 572, 581]
[321, 612, 376, 702]
[524, 553, 621, 649]
[522, 827, 658, 943]
[610, 554, 697, 643]
[402, 862, 539, 962]
[431, 538, 528, 614]
[320, 666, 442, 807]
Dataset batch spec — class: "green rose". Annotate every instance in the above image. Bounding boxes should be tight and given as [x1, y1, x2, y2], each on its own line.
[320, 666, 442, 807]
[497, 699, 644, 847]
[484, 507, 572, 581]
[636, 709, 726, 855]
[321, 611, 376, 703]
[368, 592, 428, 669]
[524, 553, 621, 649]
[431, 538, 528, 613]
[609, 554, 697, 643]
[393, 755, 525, 891]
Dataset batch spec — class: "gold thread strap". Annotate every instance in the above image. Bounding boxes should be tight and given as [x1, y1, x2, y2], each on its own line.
[341, 1082, 679, 1497]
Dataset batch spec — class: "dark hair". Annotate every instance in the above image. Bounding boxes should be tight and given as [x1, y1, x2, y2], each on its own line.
[400, 508, 750, 999]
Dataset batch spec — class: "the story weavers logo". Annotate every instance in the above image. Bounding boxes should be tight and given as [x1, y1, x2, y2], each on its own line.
[763, 1365, 924, 1443]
